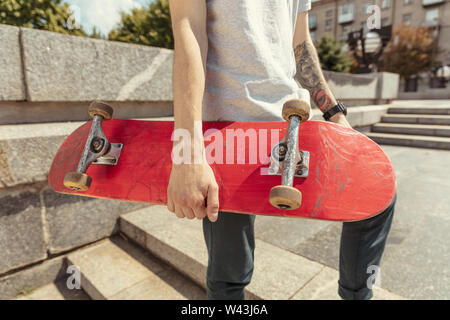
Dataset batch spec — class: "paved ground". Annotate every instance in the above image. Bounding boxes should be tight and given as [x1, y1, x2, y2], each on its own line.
[256, 145, 450, 299]
[15, 281, 91, 300]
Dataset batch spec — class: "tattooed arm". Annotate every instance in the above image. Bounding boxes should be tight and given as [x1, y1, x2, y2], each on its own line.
[294, 41, 336, 113]
[292, 12, 351, 127]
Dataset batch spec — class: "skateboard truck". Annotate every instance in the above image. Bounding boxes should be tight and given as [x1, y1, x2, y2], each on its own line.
[63, 101, 122, 191]
[269, 99, 310, 210]
[268, 137, 310, 178]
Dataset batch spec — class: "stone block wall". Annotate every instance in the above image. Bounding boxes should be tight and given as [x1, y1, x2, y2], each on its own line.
[0, 24, 174, 125]
[322, 70, 399, 106]
[0, 24, 24, 101]
[0, 125, 147, 278]
[0, 24, 398, 125]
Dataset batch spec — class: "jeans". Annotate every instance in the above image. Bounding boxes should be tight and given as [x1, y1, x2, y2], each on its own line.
[202, 194, 397, 300]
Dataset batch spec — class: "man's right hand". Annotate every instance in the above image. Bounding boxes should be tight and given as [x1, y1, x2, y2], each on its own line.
[167, 162, 219, 222]
[167, 0, 215, 221]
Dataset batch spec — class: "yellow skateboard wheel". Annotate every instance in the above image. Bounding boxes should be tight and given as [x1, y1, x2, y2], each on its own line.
[269, 185, 302, 210]
[282, 99, 310, 122]
[63, 172, 92, 191]
[88, 101, 114, 120]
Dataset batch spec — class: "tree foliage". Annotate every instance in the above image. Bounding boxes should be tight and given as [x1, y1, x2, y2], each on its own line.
[90, 26, 106, 39]
[380, 24, 434, 79]
[0, 0, 86, 36]
[315, 36, 352, 73]
[109, 0, 173, 49]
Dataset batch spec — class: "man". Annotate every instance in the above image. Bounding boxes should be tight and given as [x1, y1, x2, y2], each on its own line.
[167, 0, 396, 300]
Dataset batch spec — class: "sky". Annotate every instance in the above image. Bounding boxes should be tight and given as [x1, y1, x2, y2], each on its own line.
[64, 0, 153, 35]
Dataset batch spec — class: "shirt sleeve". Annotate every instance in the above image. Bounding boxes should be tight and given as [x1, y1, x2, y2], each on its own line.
[298, 0, 311, 13]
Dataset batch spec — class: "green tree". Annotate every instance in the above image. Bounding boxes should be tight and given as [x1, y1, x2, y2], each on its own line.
[380, 24, 434, 81]
[108, 0, 173, 49]
[90, 26, 105, 39]
[315, 36, 351, 73]
[0, 0, 86, 36]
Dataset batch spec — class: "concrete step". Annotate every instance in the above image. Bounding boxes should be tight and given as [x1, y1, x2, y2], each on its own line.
[390, 99, 450, 108]
[388, 106, 450, 115]
[372, 123, 450, 137]
[367, 132, 450, 150]
[381, 114, 450, 125]
[120, 205, 405, 300]
[15, 281, 90, 300]
[67, 237, 206, 300]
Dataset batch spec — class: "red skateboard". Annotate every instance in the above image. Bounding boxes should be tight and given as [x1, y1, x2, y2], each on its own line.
[48, 100, 396, 221]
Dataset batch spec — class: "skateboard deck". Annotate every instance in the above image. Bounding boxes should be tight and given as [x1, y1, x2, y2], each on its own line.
[48, 118, 396, 221]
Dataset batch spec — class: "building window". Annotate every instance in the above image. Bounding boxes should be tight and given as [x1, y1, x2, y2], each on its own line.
[423, 0, 444, 6]
[309, 14, 317, 30]
[425, 8, 439, 24]
[402, 13, 412, 25]
[342, 4, 351, 14]
[381, 0, 391, 9]
[404, 0, 413, 5]
[362, 2, 374, 14]
[310, 31, 316, 42]
[362, 3, 369, 14]
[381, 17, 389, 26]
[338, 3, 355, 24]
[339, 26, 351, 41]
[325, 18, 333, 30]
[326, 9, 333, 17]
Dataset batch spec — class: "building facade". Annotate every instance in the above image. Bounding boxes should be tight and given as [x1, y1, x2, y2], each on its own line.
[308, 0, 450, 64]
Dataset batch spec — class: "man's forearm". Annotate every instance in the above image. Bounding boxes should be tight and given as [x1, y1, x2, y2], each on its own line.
[172, 34, 207, 133]
[173, 42, 205, 163]
[171, 24, 208, 164]
[294, 39, 337, 113]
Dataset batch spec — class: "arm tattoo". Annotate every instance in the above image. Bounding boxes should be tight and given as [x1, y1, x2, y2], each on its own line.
[294, 41, 336, 113]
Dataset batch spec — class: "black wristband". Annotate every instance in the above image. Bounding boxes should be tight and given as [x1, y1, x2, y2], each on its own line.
[323, 101, 347, 121]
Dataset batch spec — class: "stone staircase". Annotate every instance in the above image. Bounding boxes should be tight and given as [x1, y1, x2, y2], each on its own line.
[366, 102, 450, 150]
[114, 206, 403, 300]
[16, 236, 206, 300]
[16, 205, 405, 300]
[67, 237, 206, 300]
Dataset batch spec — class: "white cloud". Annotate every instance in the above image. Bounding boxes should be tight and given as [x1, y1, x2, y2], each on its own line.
[65, 0, 147, 35]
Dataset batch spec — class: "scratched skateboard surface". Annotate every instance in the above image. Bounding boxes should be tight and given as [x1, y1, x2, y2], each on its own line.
[48, 119, 396, 221]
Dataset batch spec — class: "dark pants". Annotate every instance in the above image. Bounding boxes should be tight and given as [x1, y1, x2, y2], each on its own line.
[202, 194, 396, 300]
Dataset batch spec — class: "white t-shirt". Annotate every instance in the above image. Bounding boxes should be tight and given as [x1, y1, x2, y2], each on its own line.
[202, 0, 312, 122]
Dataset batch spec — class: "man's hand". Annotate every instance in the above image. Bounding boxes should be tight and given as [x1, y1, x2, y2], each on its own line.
[167, 162, 219, 222]
[329, 112, 352, 129]
[167, 0, 216, 221]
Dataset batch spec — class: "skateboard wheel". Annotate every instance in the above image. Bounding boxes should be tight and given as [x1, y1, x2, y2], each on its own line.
[282, 99, 310, 123]
[269, 185, 302, 210]
[63, 172, 92, 191]
[88, 101, 114, 120]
